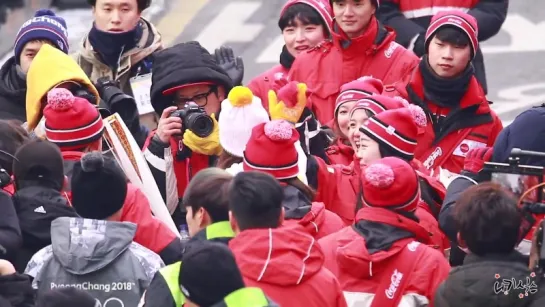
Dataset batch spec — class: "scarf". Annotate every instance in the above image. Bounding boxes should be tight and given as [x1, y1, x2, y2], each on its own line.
[419, 55, 473, 108]
[88, 22, 143, 72]
[279, 45, 295, 69]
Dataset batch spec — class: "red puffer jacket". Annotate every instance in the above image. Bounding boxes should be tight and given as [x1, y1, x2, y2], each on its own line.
[318, 207, 450, 307]
[288, 16, 418, 124]
[229, 225, 348, 307]
[247, 64, 289, 111]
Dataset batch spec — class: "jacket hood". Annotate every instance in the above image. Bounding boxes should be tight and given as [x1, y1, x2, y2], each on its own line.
[282, 185, 325, 235]
[435, 252, 535, 307]
[26, 44, 99, 131]
[492, 106, 545, 167]
[50, 217, 136, 275]
[229, 226, 324, 286]
[78, 17, 162, 71]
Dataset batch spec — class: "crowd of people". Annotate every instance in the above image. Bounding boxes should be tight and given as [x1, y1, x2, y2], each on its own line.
[1, 0, 545, 306]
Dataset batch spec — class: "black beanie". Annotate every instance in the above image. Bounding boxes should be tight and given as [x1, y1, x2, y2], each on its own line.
[71, 151, 127, 220]
[13, 139, 65, 191]
[179, 240, 245, 306]
[37, 288, 98, 307]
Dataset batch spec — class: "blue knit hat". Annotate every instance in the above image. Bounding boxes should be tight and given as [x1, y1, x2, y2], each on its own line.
[14, 9, 69, 64]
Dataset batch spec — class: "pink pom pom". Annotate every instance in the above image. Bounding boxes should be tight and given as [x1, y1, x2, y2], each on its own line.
[47, 88, 74, 111]
[264, 120, 293, 141]
[393, 96, 410, 107]
[408, 105, 427, 127]
[364, 163, 395, 188]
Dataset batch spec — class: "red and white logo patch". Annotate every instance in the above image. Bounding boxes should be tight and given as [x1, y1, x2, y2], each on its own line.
[453, 139, 487, 157]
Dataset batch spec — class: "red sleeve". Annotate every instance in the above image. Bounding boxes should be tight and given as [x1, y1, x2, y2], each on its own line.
[121, 183, 177, 253]
[313, 156, 339, 205]
[426, 251, 451, 307]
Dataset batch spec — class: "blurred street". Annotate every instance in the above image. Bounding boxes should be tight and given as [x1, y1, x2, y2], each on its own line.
[1, 0, 544, 125]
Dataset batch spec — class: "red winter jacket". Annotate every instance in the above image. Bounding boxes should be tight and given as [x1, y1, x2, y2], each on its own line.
[386, 70, 503, 174]
[229, 226, 348, 307]
[288, 16, 418, 124]
[325, 138, 354, 166]
[61, 151, 179, 260]
[318, 207, 451, 306]
[248, 64, 289, 112]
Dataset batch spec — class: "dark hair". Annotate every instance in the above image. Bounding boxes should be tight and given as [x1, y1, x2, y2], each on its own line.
[87, 0, 150, 12]
[454, 182, 521, 256]
[378, 144, 411, 162]
[281, 177, 316, 201]
[228, 171, 284, 231]
[433, 26, 471, 49]
[216, 150, 242, 170]
[278, 3, 330, 36]
[0, 120, 29, 175]
[182, 168, 232, 223]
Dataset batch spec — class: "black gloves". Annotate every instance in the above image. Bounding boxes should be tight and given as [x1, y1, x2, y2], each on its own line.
[214, 46, 244, 86]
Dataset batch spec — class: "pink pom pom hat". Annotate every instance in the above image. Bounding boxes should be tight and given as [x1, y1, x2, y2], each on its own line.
[335, 76, 384, 116]
[362, 157, 420, 213]
[43, 88, 104, 151]
[348, 94, 408, 119]
[243, 120, 300, 180]
[359, 105, 427, 161]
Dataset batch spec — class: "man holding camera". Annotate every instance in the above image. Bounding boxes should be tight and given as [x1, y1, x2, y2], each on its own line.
[144, 41, 233, 226]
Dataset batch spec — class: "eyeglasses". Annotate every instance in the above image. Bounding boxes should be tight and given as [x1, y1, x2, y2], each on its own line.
[174, 86, 218, 108]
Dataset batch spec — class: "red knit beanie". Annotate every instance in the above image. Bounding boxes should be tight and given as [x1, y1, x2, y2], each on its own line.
[281, 0, 333, 36]
[335, 76, 384, 115]
[349, 94, 408, 118]
[44, 88, 104, 150]
[243, 120, 300, 180]
[359, 105, 427, 161]
[362, 157, 420, 213]
[425, 10, 478, 58]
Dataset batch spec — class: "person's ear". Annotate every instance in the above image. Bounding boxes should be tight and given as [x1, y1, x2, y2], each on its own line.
[457, 232, 467, 249]
[229, 211, 239, 235]
[62, 175, 68, 191]
[197, 207, 209, 228]
[279, 207, 285, 225]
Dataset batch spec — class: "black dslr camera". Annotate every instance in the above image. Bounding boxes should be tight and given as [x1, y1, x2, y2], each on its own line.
[170, 102, 214, 138]
[482, 148, 545, 257]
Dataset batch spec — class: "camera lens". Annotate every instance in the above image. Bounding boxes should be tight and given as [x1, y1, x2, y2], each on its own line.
[186, 113, 214, 138]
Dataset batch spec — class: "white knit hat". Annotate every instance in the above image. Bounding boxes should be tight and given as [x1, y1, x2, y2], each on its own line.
[219, 86, 270, 157]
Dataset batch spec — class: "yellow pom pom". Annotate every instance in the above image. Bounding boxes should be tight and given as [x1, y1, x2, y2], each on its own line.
[227, 86, 254, 107]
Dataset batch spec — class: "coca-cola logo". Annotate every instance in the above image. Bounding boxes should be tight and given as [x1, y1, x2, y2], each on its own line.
[385, 270, 404, 299]
[423, 147, 442, 169]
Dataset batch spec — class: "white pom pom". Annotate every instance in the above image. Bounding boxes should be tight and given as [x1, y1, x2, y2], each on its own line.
[364, 163, 395, 188]
[393, 96, 410, 108]
[408, 105, 427, 127]
[264, 120, 293, 141]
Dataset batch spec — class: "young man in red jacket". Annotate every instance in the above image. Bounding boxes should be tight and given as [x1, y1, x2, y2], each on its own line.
[288, 0, 419, 123]
[386, 10, 502, 175]
[377, 0, 509, 94]
[318, 157, 450, 306]
[228, 171, 347, 307]
[248, 0, 332, 110]
[42, 88, 182, 265]
[145, 41, 233, 226]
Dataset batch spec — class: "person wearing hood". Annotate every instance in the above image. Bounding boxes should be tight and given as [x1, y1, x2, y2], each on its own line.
[10, 139, 78, 273]
[288, 0, 419, 124]
[324, 76, 385, 165]
[177, 240, 278, 307]
[440, 105, 545, 266]
[0, 9, 68, 122]
[319, 157, 450, 306]
[24, 151, 164, 306]
[41, 87, 183, 265]
[228, 171, 347, 307]
[434, 182, 539, 307]
[248, 0, 332, 110]
[385, 10, 502, 175]
[140, 167, 236, 307]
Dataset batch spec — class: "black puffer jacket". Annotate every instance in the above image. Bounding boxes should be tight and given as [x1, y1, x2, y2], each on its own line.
[0, 57, 26, 122]
[0, 272, 34, 307]
[150, 41, 233, 116]
[435, 252, 540, 307]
